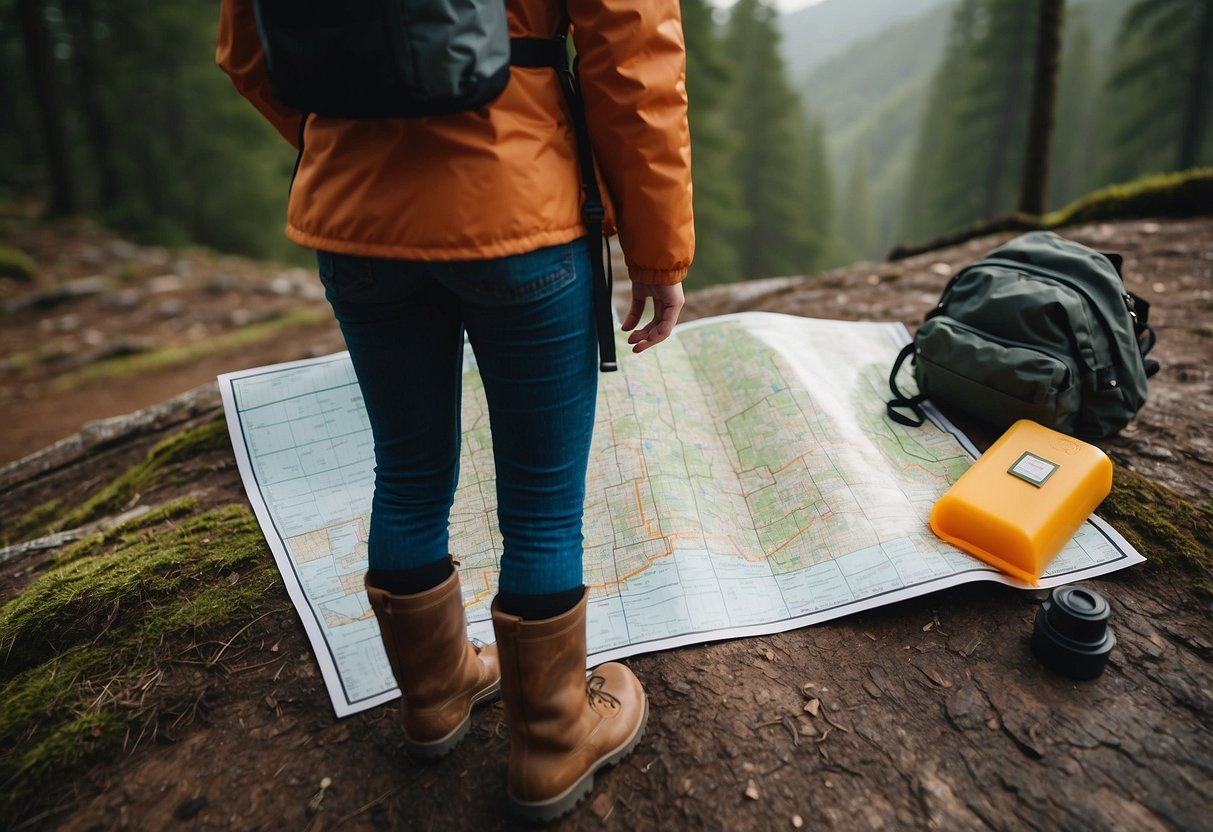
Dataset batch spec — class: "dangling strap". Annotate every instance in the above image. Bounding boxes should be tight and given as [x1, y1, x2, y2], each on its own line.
[289, 35, 618, 373]
[288, 113, 308, 195]
[512, 34, 617, 372]
[886, 342, 927, 427]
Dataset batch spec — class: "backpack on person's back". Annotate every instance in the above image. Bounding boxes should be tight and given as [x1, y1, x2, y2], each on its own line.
[887, 231, 1159, 440]
[250, 0, 621, 371]
[252, 0, 533, 118]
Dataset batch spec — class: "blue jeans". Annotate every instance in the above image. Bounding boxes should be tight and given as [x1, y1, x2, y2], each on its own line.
[316, 238, 597, 596]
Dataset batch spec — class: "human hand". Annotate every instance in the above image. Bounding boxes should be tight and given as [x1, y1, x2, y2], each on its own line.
[621, 281, 685, 354]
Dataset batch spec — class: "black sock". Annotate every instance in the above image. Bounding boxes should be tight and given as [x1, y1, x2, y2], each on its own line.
[368, 558, 453, 596]
[497, 586, 585, 620]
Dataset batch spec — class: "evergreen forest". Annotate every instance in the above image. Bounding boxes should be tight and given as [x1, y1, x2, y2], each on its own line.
[2, 0, 1211, 286]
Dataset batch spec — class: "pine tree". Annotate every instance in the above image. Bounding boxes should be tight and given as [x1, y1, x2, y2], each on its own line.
[0, 0, 45, 196]
[1104, 0, 1213, 178]
[839, 152, 876, 260]
[899, 0, 981, 243]
[1049, 16, 1099, 207]
[0, 1, 298, 260]
[15, 0, 77, 216]
[901, 0, 1040, 242]
[801, 114, 835, 269]
[959, 0, 1038, 220]
[64, 0, 120, 207]
[724, 0, 815, 279]
[682, 0, 745, 286]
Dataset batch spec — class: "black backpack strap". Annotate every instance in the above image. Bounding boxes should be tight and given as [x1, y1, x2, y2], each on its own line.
[886, 342, 928, 427]
[509, 37, 566, 69]
[288, 113, 308, 194]
[1102, 251, 1125, 277]
[1128, 292, 1160, 377]
[512, 34, 617, 372]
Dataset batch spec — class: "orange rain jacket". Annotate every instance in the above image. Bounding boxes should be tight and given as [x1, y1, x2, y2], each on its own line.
[216, 0, 694, 285]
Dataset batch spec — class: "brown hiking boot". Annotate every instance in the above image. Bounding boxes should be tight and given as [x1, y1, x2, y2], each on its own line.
[366, 563, 499, 760]
[491, 593, 648, 823]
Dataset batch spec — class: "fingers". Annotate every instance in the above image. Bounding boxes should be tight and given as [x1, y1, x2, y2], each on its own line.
[626, 298, 683, 354]
[627, 312, 674, 352]
[620, 282, 684, 354]
[621, 295, 647, 332]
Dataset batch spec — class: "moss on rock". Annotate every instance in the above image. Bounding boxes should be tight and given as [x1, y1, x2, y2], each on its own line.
[1098, 468, 1213, 597]
[53, 420, 231, 534]
[0, 245, 36, 281]
[9, 498, 62, 545]
[1045, 168, 1213, 228]
[0, 503, 282, 823]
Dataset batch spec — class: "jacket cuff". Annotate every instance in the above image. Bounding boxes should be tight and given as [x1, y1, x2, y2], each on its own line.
[627, 265, 688, 285]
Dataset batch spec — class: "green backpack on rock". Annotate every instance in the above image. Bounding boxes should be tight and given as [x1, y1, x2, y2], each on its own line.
[887, 231, 1159, 440]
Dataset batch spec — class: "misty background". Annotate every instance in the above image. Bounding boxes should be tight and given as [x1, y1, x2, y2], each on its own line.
[2, 0, 1210, 286]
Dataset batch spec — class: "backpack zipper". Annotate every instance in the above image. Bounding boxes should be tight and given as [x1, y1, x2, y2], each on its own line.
[922, 317, 1075, 391]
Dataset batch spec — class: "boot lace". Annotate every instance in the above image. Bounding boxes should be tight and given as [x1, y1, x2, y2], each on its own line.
[586, 674, 620, 712]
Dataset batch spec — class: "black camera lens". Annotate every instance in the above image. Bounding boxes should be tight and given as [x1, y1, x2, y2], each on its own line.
[1031, 585, 1116, 680]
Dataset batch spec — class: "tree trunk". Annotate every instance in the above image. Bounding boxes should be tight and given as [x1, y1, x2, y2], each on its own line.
[1018, 0, 1065, 215]
[16, 0, 78, 218]
[1176, 0, 1213, 169]
[65, 0, 121, 208]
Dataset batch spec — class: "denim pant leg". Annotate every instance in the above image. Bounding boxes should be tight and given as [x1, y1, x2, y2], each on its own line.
[316, 252, 464, 572]
[440, 239, 598, 596]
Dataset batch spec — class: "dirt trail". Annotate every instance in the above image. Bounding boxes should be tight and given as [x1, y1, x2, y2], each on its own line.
[1, 218, 1211, 830]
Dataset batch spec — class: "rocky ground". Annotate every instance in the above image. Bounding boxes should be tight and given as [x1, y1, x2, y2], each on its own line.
[3, 217, 1209, 498]
[1, 217, 1211, 830]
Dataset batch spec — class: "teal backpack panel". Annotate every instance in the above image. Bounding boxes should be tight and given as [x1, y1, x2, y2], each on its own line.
[253, 0, 513, 119]
[888, 231, 1158, 439]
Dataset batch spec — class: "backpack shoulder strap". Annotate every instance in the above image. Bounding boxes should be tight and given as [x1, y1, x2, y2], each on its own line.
[886, 342, 928, 427]
[511, 30, 616, 372]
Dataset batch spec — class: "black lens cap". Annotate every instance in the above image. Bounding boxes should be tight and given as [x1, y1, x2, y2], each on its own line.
[1031, 585, 1116, 680]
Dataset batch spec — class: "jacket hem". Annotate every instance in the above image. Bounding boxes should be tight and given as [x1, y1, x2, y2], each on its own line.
[285, 224, 588, 263]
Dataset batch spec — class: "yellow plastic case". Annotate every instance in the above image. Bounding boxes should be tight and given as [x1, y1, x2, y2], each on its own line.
[930, 419, 1112, 585]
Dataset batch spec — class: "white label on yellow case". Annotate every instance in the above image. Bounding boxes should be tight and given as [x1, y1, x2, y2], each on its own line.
[1009, 451, 1059, 487]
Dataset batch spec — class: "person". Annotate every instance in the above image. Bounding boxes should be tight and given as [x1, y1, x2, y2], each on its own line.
[217, 0, 693, 821]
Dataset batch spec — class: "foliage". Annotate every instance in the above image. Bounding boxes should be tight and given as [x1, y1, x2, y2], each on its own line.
[1049, 15, 1101, 207]
[887, 168, 1213, 259]
[2, 0, 1205, 278]
[801, 116, 836, 268]
[682, 0, 745, 286]
[1044, 167, 1213, 226]
[937, 0, 1038, 228]
[0, 503, 282, 824]
[0, 0, 298, 261]
[800, 6, 950, 257]
[838, 153, 876, 261]
[1103, 0, 1213, 178]
[52, 419, 232, 534]
[723, 0, 824, 279]
[9, 498, 61, 545]
[0, 244, 36, 280]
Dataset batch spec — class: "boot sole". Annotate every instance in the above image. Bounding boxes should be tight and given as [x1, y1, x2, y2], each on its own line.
[404, 680, 501, 762]
[507, 697, 649, 824]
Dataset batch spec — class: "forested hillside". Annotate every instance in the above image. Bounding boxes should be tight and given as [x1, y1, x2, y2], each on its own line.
[777, 0, 951, 81]
[897, 0, 1213, 247]
[0, 2, 300, 262]
[794, 0, 1213, 258]
[2, 0, 1211, 286]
